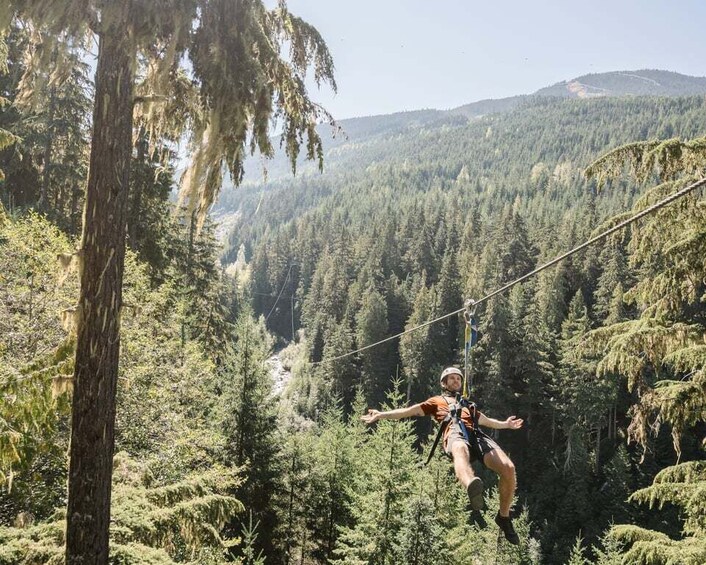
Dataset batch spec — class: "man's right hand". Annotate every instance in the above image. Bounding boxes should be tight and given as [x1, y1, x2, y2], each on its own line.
[361, 409, 382, 425]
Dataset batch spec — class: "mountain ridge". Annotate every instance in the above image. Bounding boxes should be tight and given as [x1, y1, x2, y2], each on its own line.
[223, 68, 706, 194]
[422, 70, 706, 121]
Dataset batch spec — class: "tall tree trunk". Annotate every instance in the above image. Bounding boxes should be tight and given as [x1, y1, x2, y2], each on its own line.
[607, 407, 613, 441]
[286, 453, 297, 563]
[65, 17, 135, 565]
[128, 127, 146, 245]
[69, 185, 80, 235]
[236, 322, 251, 466]
[39, 86, 55, 211]
[595, 424, 601, 472]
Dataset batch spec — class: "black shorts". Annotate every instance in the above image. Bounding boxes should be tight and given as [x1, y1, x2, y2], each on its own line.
[444, 426, 499, 464]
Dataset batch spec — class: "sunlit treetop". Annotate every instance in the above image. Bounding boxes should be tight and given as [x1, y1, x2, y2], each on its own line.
[1, 0, 337, 226]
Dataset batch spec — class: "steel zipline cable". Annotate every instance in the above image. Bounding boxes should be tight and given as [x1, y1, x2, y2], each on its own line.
[310, 176, 706, 366]
[265, 263, 295, 321]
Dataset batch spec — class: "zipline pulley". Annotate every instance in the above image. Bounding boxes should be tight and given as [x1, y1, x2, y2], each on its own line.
[463, 298, 478, 399]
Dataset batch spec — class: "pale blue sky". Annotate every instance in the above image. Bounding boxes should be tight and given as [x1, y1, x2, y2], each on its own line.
[286, 0, 706, 119]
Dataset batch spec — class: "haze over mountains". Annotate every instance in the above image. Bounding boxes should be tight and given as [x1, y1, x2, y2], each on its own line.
[220, 69, 706, 192]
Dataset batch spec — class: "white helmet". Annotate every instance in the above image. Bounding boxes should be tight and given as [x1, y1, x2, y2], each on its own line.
[440, 367, 463, 387]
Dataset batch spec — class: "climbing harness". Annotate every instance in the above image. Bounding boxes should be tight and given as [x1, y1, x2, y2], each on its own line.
[424, 392, 481, 465]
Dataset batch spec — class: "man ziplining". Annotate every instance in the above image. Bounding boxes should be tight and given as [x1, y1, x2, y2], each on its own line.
[361, 366, 523, 545]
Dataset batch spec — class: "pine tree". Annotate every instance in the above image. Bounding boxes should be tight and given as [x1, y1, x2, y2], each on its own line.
[431, 249, 462, 366]
[272, 431, 314, 564]
[0, 213, 78, 520]
[333, 385, 419, 565]
[305, 407, 359, 562]
[558, 291, 614, 472]
[218, 312, 280, 557]
[0, 452, 244, 564]
[0, 23, 91, 228]
[126, 130, 174, 277]
[172, 216, 234, 358]
[583, 136, 706, 564]
[1, 4, 335, 559]
[566, 536, 589, 565]
[356, 286, 392, 407]
[609, 461, 706, 564]
[321, 322, 358, 411]
[399, 278, 435, 405]
[593, 243, 629, 323]
[392, 496, 446, 565]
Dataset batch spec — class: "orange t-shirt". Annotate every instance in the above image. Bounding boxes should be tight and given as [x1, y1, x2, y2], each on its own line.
[419, 395, 482, 445]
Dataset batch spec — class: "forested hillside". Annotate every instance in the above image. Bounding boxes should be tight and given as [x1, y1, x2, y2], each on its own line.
[221, 70, 706, 186]
[216, 93, 706, 563]
[1, 9, 705, 563]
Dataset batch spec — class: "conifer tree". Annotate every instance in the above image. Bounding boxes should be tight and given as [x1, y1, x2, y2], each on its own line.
[126, 130, 175, 277]
[393, 496, 446, 565]
[583, 136, 706, 563]
[513, 284, 555, 453]
[0, 213, 77, 519]
[584, 138, 706, 456]
[432, 249, 462, 365]
[399, 277, 435, 404]
[333, 385, 419, 565]
[0, 453, 244, 564]
[305, 407, 359, 562]
[0, 23, 91, 227]
[405, 221, 438, 282]
[474, 292, 513, 415]
[321, 322, 358, 410]
[591, 529, 624, 565]
[1, 4, 335, 561]
[593, 242, 629, 323]
[566, 536, 589, 565]
[173, 216, 234, 357]
[273, 431, 315, 564]
[218, 312, 280, 557]
[356, 286, 392, 406]
[558, 291, 614, 472]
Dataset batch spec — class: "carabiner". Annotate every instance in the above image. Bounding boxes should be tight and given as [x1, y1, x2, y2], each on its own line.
[464, 298, 477, 322]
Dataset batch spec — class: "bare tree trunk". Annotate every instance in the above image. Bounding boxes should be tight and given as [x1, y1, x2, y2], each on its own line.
[39, 86, 56, 211]
[69, 186, 79, 234]
[608, 407, 613, 441]
[128, 127, 146, 244]
[65, 17, 135, 565]
[286, 454, 296, 564]
[595, 424, 601, 472]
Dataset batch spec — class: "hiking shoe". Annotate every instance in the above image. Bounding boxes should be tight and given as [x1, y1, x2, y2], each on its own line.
[466, 477, 484, 511]
[495, 512, 520, 545]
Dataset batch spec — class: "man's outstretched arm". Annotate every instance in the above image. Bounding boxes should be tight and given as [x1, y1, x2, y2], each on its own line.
[361, 404, 425, 425]
[478, 413, 524, 430]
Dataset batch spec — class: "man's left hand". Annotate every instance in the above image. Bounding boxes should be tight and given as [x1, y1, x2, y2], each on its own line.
[504, 416, 523, 430]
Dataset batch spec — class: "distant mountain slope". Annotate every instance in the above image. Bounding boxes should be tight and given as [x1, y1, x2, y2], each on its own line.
[447, 95, 529, 119]
[216, 95, 706, 243]
[224, 69, 706, 190]
[534, 69, 706, 98]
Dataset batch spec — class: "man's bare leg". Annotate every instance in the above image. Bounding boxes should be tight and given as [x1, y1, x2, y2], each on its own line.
[450, 441, 484, 510]
[450, 441, 475, 488]
[483, 447, 520, 545]
[483, 447, 516, 517]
